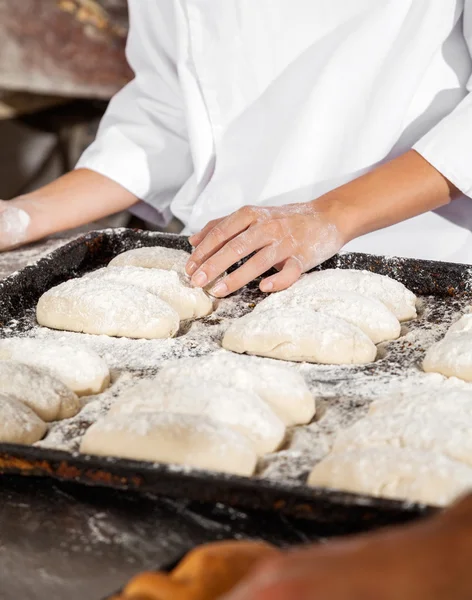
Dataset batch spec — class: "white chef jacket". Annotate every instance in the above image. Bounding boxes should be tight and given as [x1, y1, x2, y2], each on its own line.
[77, 0, 472, 263]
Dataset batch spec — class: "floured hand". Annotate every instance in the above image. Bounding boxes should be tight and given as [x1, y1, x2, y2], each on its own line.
[0, 201, 31, 251]
[186, 202, 344, 297]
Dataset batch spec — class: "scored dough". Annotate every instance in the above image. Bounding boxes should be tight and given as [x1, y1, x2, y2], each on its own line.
[423, 333, 472, 382]
[0, 338, 110, 396]
[254, 289, 401, 344]
[109, 379, 286, 455]
[0, 361, 80, 421]
[109, 246, 190, 274]
[0, 395, 47, 444]
[80, 412, 258, 476]
[85, 266, 213, 320]
[333, 410, 472, 467]
[308, 447, 472, 507]
[290, 269, 417, 321]
[156, 351, 315, 426]
[222, 307, 377, 364]
[37, 278, 180, 339]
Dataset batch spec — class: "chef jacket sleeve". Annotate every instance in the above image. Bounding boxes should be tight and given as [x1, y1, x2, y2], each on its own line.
[413, 4, 472, 198]
[75, 0, 192, 221]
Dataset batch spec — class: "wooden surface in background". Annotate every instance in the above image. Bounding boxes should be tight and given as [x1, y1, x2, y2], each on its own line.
[0, 0, 132, 100]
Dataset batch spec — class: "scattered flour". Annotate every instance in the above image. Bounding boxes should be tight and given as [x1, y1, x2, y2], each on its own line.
[0, 244, 470, 490]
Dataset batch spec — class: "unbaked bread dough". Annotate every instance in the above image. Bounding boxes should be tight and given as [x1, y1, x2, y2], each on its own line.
[0, 339, 110, 396]
[85, 266, 213, 320]
[290, 269, 417, 321]
[0, 361, 80, 421]
[333, 410, 472, 467]
[308, 447, 472, 506]
[109, 379, 285, 455]
[0, 395, 47, 444]
[109, 246, 190, 274]
[80, 412, 258, 476]
[446, 314, 472, 337]
[369, 389, 472, 418]
[155, 351, 315, 426]
[37, 278, 179, 339]
[254, 289, 401, 344]
[222, 307, 377, 364]
[423, 333, 472, 382]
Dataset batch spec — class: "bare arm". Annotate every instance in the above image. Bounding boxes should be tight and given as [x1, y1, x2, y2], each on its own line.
[0, 169, 138, 250]
[223, 494, 472, 600]
[187, 150, 459, 296]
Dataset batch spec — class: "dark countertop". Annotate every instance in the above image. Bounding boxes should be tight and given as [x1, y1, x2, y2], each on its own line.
[0, 475, 327, 600]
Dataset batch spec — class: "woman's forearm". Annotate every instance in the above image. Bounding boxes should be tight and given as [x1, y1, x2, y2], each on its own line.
[316, 150, 460, 243]
[6, 169, 138, 248]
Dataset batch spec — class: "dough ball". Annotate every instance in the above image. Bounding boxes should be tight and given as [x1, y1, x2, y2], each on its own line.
[156, 351, 315, 426]
[0, 360, 80, 421]
[290, 269, 417, 321]
[0, 339, 110, 396]
[109, 379, 286, 455]
[0, 395, 47, 444]
[37, 278, 179, 340]
[80, 413, 257, 476]
[85, 266, 213, 320]
[423, 333, 472, 382]
[446, 314, 472, 337]
[222, 307, 377, 364]
[109, 246, 190, 274]
[369, 389, 472, 418]
[333, 410, 472, 467]
[308, 447, 472, 506]
[255, 289, 401, 344]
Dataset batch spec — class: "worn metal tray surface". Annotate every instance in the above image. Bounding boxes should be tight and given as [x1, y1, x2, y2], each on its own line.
[0, 228, 470, 528]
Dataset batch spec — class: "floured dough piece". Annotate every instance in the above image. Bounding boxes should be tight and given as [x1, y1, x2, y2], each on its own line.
[423, 333, 472, 382]
[308, 447, 472, 506]
[85, 266, 213, 320]
[369, 389, 472, 418]
[109, 246, 190, 274]
[290, 269, 417, 321]
[109, 379, 285, 455]
[222, 307, 376, 364]
[80, 413, 257, 476]
[446, 313, 472, 337]
[37, 278, 179, 339]
[0, 395, 47, 444]
[0, 339, 109, 396]
[333, 411, 472, 467]
[254, 290, 400, 344]
[0, 361, 80, 421]
[156, 352, 314, 426]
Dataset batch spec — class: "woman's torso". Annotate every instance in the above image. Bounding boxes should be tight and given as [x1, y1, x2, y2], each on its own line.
[166, 0, 472, 262]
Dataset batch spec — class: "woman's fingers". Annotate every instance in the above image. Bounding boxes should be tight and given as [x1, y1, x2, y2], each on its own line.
[191, 223, 283, 291]
[188, 206, 259, 277]
[188, 218, 223, 252]
[260, 256, 303, 292]
[210, 243, 285, 297]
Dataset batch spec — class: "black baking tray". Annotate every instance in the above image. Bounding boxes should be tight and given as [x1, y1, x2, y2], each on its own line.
[0, 228, 468, 528]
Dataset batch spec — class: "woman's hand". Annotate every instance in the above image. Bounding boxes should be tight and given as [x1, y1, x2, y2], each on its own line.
[0, 201, 32, 251]
[186, 202, 345, 297]
[186, 151, 459, 297]
[221, 495, 472, 600]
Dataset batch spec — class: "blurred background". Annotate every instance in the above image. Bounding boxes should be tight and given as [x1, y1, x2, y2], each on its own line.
[0, 0, 181, 236]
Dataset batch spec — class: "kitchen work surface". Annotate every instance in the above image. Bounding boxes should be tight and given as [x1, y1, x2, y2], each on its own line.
[0, 236, 331, 600]
[0, 230, 468, 599]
